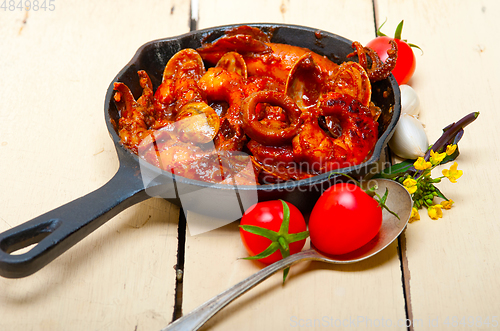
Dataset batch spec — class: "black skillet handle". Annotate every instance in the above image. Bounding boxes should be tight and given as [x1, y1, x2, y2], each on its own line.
[0, 164, 152, 278]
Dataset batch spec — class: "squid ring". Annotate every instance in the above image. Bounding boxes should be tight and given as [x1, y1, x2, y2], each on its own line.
[242, 91, 303, 146]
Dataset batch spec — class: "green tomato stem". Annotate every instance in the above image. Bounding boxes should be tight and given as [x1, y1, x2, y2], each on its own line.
[394, 20, 404, 40]
[278, 236, 289, 252]
[239, 200, 310, 285]
[376, 18, 389, 37]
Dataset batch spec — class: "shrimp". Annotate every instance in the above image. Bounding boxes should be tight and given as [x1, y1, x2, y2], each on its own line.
[113, 70, 154, 153]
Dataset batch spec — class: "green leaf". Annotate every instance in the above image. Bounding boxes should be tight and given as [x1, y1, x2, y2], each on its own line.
[283, 267, 290, 284]
[241, 242, 280, 260]
[239, 225, 279, 242]
[278, 236, 289, 252]
[434, 186, 448, 200]
[278, 200, 290, 236]
[441, 147, 460, 165]
[373, 188, 400, 220]
[373, 159, 414, 179]
[380, 187, 389, 204]
[329, 172, 360, 185]
[279, 246, 291, 284]
[286, 231, 310, 243]
[376, 18, 388, 37]
[408, 43, 424, 54]
[394, 20, 404, 39]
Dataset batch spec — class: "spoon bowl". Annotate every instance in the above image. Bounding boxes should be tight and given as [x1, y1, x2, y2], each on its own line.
[163, 178, 413, 331]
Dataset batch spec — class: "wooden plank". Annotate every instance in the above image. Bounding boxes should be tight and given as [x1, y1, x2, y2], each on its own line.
[374, 1, 500, 329]
[0, 1, 191, 330]
[197, 0, 375, 42]
[182, 1, 408, 330]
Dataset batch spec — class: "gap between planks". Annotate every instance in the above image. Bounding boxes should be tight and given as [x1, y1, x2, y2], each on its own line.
[398, 232, 414, 331]
[386, 145, 414, 331]
[172, 208, 187, 321]
[171, 1, 198, 320]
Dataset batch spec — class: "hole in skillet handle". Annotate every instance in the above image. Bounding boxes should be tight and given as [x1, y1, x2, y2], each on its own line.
[0, 219, 62, 255]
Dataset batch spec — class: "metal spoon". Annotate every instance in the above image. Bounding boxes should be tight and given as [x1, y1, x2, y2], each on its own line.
[162, 178, 412, 331]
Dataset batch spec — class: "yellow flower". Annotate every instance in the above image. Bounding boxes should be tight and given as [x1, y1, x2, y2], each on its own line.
[414, 157, 432, 171]
[441, 199, 454, 210]
[428, 204, 443, 220]
[442, 162, 463, 183]
[403, 178, 418, 194]
[429, 150, 447, 165]
[409, 207, 420, 222]
[446, 144, 457, 155]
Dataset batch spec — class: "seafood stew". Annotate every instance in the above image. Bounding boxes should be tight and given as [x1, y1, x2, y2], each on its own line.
[107, 24, 400, 187]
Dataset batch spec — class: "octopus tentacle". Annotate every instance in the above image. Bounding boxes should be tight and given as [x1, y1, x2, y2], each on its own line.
[292, 93, 378, 172]
[242, 91, 303, 146]
[347, 40, 398, 82]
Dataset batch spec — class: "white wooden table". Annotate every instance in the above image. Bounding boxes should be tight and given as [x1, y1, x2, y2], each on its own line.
[1, 1, 498, 330]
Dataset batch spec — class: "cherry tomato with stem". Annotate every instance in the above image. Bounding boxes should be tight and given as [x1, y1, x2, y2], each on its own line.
[239, 200, 309, 282]
[366, 20, 422, 85]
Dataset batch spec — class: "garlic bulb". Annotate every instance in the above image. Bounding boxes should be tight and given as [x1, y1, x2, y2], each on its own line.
[400, 85, 420, 116]
[389, 114, 429, 159]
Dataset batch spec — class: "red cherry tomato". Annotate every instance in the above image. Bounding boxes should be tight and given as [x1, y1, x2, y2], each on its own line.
[366, 20, 419, 85]
[308, 183, 382, 255]
[240, 200, 307, 265]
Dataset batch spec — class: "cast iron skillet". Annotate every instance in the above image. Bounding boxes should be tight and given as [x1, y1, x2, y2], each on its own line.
[0, 23, 400, 278]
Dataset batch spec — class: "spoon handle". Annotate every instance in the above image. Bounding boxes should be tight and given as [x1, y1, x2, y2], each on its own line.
[162, 249, 319, 331]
